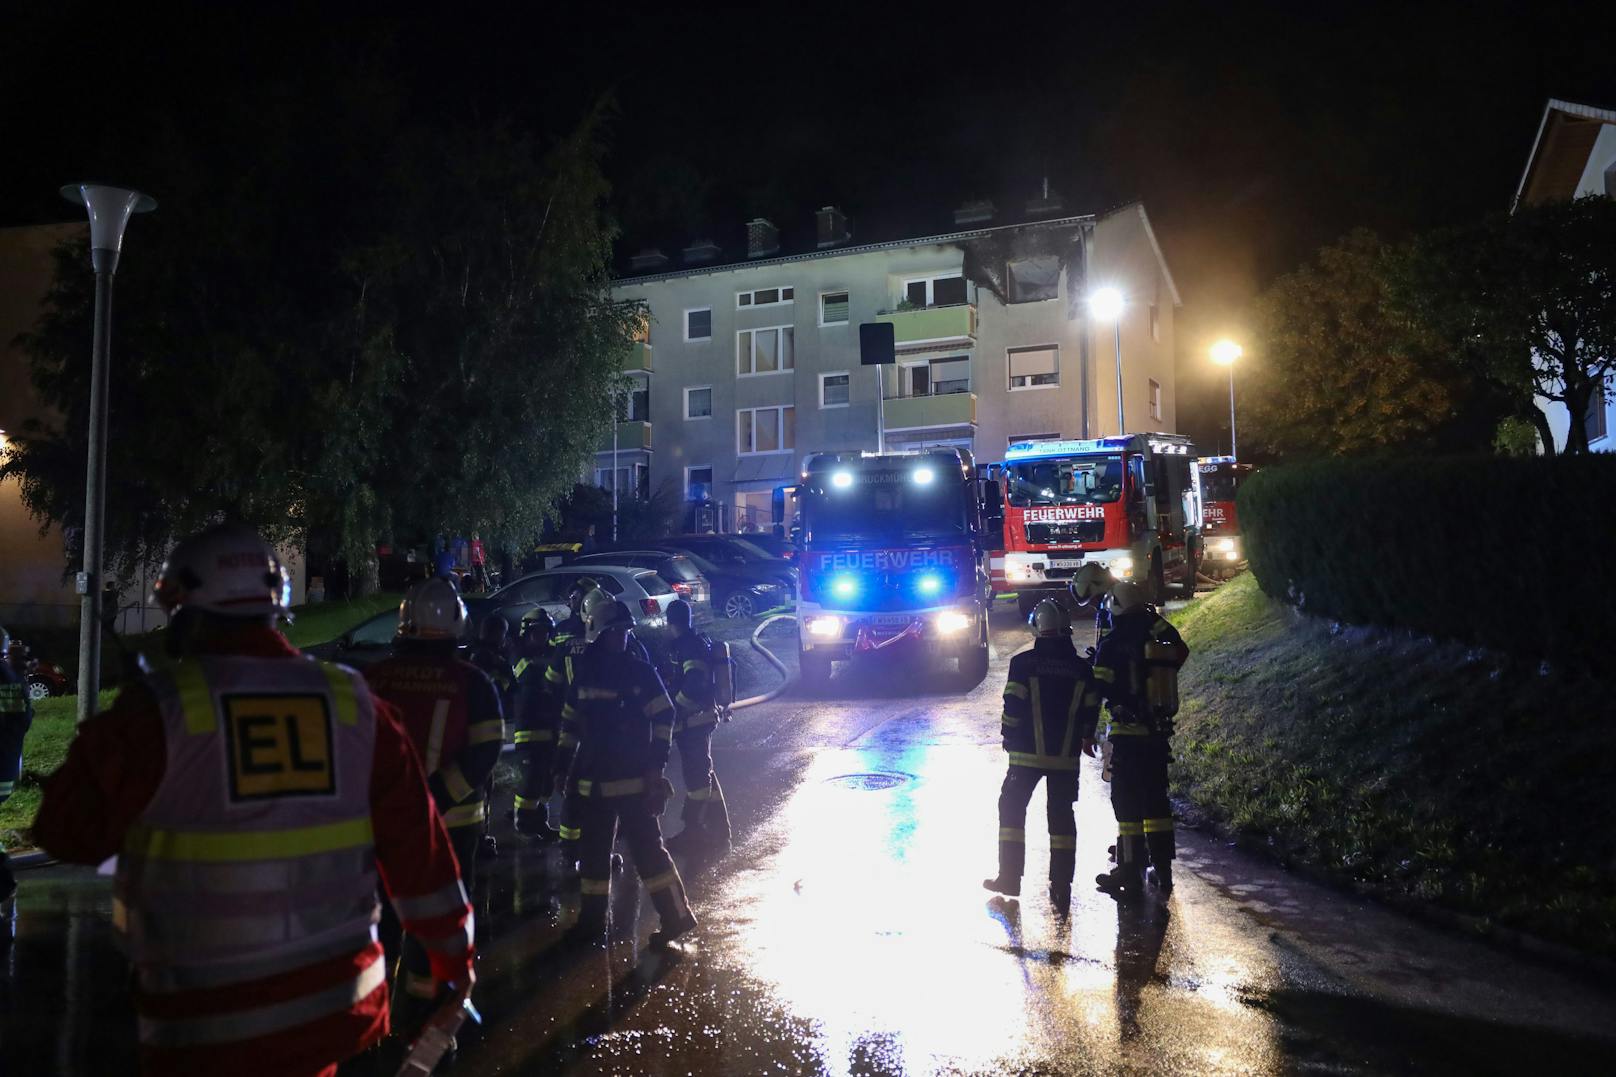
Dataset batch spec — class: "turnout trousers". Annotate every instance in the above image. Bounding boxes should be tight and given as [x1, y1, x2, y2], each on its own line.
[673, 724, 730, 843]
[397, 822, 480, 1020]
[1108, 735, 1174, 873]
[996, 765, 1079, 887]
[514, 736, 558, 833]
[575, 792, 693, 935]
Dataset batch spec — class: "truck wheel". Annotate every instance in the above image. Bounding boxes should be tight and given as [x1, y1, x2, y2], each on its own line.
[1180, 552, 1199, 597]
[961, 638, 990, 684]
[800, 651, 832, 694]
[1148, 555, 1166, 605]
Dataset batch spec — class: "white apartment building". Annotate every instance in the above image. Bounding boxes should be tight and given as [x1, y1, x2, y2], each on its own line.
[1514, 98, 1616, 452]
[606, 199, 1182, 530]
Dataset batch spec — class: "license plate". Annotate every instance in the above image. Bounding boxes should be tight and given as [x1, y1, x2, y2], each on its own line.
[870, 614, 914, 628]
[1049, 559, 1083, 569]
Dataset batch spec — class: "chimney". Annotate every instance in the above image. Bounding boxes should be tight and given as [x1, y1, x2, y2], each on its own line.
[953, 199, 996, 226]
[1025, 178, 1064, 219]
[815, 205, 852, 248]
[629, 247, 669, 272]
[682, 238, 721, 265]
[746, 218, 780, 259]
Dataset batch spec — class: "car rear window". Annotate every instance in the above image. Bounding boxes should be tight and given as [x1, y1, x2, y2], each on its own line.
[659, 556, 701, 582]
[636, 571, 674, 597]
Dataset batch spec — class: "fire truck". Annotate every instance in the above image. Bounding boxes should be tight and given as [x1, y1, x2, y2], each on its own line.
[986, 433, 1200, 616]
[782, 448, 1002, 690]
[1195, 456, 1253, 577]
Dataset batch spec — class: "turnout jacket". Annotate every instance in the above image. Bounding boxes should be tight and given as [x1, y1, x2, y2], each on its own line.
[1091, 606, 1188, 737]
[662, 630, 718, 731]
[1001, 636, 1099, 771]
[559, 638, 677, 797]
[365, 642, 505, 829]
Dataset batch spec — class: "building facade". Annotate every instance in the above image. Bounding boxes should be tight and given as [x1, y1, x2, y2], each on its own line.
[1514, 98, 1616, 453]
[607, 202, 1181, 530]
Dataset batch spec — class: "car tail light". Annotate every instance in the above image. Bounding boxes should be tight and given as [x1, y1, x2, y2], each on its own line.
[641, 598, 661, 616]
[671, 581, 692, 596]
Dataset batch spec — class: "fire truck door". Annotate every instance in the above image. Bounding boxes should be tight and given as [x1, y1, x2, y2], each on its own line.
[1131, 456, 1157, 533]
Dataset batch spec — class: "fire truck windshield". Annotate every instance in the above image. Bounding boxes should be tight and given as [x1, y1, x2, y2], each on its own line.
[1202, 470, 1241, 501]
[805, 469, 968, 544]
[1005, 456, 1123, 508]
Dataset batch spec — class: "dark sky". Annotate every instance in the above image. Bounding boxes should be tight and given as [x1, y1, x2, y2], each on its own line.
[5, 1, 1615, 441]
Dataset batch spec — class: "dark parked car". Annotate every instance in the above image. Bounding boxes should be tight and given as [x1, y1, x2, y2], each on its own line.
[570, 551, 713, 622]
[479, 565, 677, 629]
[639, 547, 789, 620]
[653, 534, 796, 593]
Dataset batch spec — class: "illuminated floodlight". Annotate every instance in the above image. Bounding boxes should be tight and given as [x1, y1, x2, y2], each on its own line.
[917, 573, 943, 596]
[1088, 287, 1124, 323]
[832, 575, 858, 599]
[831, 470, 854, 489]
[935, 611, 971, 634]
[1210, 339, 1243, 366]
[807, 615, 843, 638]
[912, 467, 934, 485]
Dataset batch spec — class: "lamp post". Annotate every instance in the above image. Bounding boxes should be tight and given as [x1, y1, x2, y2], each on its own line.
[61, 183, 156, 724]
[1088, 287, 1126, 432]
[1210, 338, 1243, 458]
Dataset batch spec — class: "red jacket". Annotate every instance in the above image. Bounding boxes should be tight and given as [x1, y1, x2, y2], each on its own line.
[34, 625, 473, 1077]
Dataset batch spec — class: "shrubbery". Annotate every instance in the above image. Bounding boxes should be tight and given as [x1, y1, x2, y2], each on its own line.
[1240, 454, 1616, 665]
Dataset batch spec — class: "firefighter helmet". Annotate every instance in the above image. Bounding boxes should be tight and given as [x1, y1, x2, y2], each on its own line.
[1069, 563, 1115, 604]
[153, 523, 292, 618]
[596, 598, 634, 631]
[1030, 598, 1070, 636]
[667, 598, 693, 631]
[1110, 580, 1147, 614]
[568, 576, 600, 615]
[520, 607, 554, 642]
[397, 578, 468, 640]
[581, 587, 617, 632]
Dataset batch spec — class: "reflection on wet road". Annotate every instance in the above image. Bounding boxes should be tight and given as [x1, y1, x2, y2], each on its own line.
[6, 614, 1616, 1075]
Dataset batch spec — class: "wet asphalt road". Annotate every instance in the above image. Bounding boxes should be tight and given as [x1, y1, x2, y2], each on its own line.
[6, 612, 1616, 1075]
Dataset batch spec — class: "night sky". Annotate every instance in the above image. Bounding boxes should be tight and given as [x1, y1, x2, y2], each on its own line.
[5, 1, 1615, 446]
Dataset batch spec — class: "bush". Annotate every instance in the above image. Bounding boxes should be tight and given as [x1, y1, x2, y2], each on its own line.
[1241, 454, 1616, 665]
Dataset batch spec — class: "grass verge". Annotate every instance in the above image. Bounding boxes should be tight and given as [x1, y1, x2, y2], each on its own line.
[1169, 573, 1616, 957]
[1, 593, 400, 849]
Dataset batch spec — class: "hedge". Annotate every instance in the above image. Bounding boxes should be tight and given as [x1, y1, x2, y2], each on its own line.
[1240, 454, 1616, 666]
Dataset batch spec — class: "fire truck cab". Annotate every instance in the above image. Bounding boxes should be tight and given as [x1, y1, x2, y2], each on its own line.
[989, 433, 1201, 616]
[1195, 456, 1253, 577]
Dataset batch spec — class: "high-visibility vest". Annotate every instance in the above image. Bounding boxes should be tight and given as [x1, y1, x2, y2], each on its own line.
[114, 655, 382, 1044]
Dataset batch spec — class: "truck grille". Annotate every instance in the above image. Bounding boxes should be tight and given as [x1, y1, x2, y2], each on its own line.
[1025, 520, 1106, 546]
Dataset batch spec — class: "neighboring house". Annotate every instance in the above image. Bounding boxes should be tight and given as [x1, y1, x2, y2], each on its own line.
[607, 198, 1182, 531]
[1514, 98, 1616, 453]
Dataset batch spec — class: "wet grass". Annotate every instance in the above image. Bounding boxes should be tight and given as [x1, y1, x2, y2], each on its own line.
[1168, 573, 1616, 958]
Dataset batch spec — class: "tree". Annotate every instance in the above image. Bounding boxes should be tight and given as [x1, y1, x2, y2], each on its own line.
[0, 64, 636, 588]
[1394, 196, 1616, 455]
[1243, 230, 1460, 457]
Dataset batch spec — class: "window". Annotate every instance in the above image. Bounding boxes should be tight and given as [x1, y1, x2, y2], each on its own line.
[1149, 303, 1160, 343]
[819, 290, 850, 325]
[1588, 384, 1609, 443]
[737, 326, 795, 375]
[900, 355, 970, 397]
[902, 273, 967, 308]
[595, 464, 648, 499]
[350, 611, 401, 646]
[626, 385, 649, 423]
[1008, 345, 1059, 389]
[685, 308, 712, 341]
[737, 286, 795, 308]
[738, 406, 795, 454]
[820, 371, 851, 408]
[1149, 378, 1163, 421]
[686, 466, 714, 501]
[1008, 432, 1060, 446]
[684, 385, 713, 420]
[1007, 257, 1060, 302]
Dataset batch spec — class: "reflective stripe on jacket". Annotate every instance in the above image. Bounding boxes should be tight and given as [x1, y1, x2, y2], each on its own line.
[1001, 637, 1097, 770]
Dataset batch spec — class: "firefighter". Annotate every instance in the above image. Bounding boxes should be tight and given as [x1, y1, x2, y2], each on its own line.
[661, 599, 731, 854]
[32, 524, 474, 1077]
[1070, 562, 1119, 643]
[983, 599, 1098, 916]
[467, 613, 517, 701]
[364, 578, 503, 1028]
[0, 626, 32, 905]
[553, 576, 601, 648]
[1091, 580, 1189, 900]
[545, 581, 601, 854]
[512, 609, 563, 840]
[557, 598, 697, 951]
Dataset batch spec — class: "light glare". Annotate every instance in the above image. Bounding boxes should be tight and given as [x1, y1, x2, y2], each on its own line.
[1211, 339, 1243, 366]
[1088, 287, 1124, 323]
[831, 470, 854, 489]
[912, 467, 934, 485]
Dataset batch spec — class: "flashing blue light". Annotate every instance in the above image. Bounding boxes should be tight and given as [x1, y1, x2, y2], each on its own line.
[832, 575, 858, 599]
[917, 573, 943, 596]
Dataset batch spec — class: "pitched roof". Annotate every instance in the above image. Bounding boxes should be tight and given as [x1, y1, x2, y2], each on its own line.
[1513, 98, 1616, 211]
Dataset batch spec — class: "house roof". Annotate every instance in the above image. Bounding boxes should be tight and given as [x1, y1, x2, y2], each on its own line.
[1513, 97, 1616, 211]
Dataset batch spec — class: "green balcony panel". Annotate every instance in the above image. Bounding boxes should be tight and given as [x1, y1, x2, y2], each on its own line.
[597, 420, 652, 453]
[621, 341, 653, 373]
[883, 392, 976, 431]
[875, 304, 977, 345]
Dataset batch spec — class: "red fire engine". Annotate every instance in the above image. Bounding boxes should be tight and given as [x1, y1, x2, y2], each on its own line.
[1195, 455, 1253, 577]
[987, 433, 1201, 616]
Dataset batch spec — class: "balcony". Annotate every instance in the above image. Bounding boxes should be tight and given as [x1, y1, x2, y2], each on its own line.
[883, 392, 976, 431]
[620, 341, 653, 374]
[875, 303, 977, 347]
[598, 420, 652, 453]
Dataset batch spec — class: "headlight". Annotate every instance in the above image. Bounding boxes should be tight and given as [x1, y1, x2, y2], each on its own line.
[1110, 556, 1134, 578]
[1006, 563, 1041, 582]
[806, 615, 843, 638]
[935, 611, 971, 634]
[1215, 538, 1236, 552]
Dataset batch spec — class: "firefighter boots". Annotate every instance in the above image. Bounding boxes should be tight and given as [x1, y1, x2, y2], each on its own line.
[981, 875, 1022, 897]
[1147, 864, 1174, 893]
[1095, 865, 1144, 902]
[1049, 883, 1072, 917]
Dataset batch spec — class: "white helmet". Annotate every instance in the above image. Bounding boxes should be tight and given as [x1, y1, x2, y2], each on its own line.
[1030, 598, 1070, 636]
[398, 578, 468, 640]
[1069, 563, 1114, 603]
[1110, 580, 1147, 615]
[153, 523, 291, 618]
[581, 587, 618, 634]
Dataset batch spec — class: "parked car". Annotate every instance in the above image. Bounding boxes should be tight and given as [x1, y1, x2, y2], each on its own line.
[570, 551, 713, 622]
[650, 547, 790, 620]
[480, 565, 678, 630]
[652, 534, 797, 593]
[736, 532, 795, 562]
[304, 591, 549, 671]
[4, 633, 71, 701]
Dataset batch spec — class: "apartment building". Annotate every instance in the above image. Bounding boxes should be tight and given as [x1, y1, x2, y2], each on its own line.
[606, 199, 1181, 530]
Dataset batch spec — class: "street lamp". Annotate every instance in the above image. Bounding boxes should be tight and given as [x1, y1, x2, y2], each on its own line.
[1088, 287, 1126, 432]
[60, 183, 156, 724]
[1210, 338, 1243, 459]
